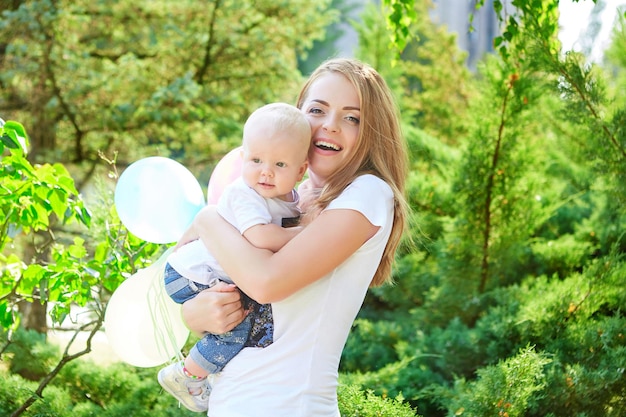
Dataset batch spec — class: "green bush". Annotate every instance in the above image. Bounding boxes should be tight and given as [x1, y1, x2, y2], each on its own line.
[0, 331, 418, 417]
[533, 315, 626, 417]
[338, 383, 419, 417]
[443, 346, 550, 417]
[56, 360, 148, 407]
[0, 363, 216, 417]
[341, 318, 404, 372]
[0, 373, 71, 417]
[529, 234, 595, 279]
[2, 328, 61, 381]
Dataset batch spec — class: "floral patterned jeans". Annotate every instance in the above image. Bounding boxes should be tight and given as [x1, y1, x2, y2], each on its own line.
[164, 263, 273, 374]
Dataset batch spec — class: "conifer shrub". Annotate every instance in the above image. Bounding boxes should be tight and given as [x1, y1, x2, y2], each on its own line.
[341, 318, 405, 372]
[442, 346, 550, 417]
[529, 235, 595, 278]
[56, 360, 150, 407]
[0, 373, 70, 417]
[532, 315, 626, 416]
[338, 383, 420, 417]
[0, 332, 419, 416]
[2, 328, 61, 381]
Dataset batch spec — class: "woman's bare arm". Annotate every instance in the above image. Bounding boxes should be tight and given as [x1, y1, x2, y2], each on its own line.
[192, 205, 378, 304]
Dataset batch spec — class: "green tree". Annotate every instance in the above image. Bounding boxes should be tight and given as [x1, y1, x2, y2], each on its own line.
[353, 0, 472, 145]
[344, 1, 626, 415]
[0, 120, 91, 330]
[0, 0, 334, 338]
[0, 0, 332, 176]
[4, 0, 626, 415]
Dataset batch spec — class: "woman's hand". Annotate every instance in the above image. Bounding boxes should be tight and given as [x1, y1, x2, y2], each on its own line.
[181, 281, 247, 335]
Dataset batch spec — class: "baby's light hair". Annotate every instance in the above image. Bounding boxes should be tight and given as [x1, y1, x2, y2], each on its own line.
[243, 103, 311, 161]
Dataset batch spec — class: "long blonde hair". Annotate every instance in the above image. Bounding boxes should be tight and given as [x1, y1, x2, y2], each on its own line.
[296, 58, 409, 287]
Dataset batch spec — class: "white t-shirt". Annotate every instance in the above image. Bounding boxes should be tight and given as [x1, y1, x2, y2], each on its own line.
[166, 178, 300, 285]
[207, 174, 395, 417]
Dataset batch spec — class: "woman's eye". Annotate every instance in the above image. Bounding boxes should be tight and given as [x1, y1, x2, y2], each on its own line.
[346, 116, 360, 124]
[308, 107, 323, 114]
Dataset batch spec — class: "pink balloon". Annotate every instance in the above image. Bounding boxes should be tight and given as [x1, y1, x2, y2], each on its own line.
[207, 147, 243, 204]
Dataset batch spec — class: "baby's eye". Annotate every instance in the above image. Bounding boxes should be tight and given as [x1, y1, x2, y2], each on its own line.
[276, 162, 286, 168]
[252, 158, 261, 163]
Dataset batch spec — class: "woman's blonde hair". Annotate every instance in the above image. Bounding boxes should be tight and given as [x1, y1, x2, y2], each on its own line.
[296, 58, 409, 287]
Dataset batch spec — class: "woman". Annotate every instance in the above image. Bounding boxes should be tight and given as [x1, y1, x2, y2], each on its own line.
[180, 58, 409, 416]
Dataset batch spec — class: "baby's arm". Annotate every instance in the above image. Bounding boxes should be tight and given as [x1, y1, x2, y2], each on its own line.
[243, 223, 302, 253]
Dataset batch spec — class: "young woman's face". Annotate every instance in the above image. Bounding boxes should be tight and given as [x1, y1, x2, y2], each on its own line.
[300, 72, 360, 186]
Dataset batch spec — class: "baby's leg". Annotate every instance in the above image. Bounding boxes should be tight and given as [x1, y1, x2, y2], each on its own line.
[182, 355, 209, 379]
[187, 314, 252, 374]
[164, 263, 212, 303]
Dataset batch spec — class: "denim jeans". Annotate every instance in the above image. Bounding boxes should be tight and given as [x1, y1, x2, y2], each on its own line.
[164, 263, 272, 373]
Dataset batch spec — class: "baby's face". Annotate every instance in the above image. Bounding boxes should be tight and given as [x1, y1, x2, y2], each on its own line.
[241, 125, 308, 201]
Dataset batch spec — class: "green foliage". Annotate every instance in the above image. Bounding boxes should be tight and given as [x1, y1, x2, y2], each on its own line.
[341, 355, 442, 416]
[341, 319, 405, 373]
[538, 317, 626, 416]
[0, 334, 419, 417]
[398, 0, 473, 145]
[54, 362, 186, 416]
[1, 121, 92, 329]
[450, 53, 547, 293]
[0, 0, 334, 170]
[361, 125, 459, 314]
[350, 24, 626, 403]
[0, 374, 71, 417]
[529, 234, 595, 278]
[0, 121, 91, 241]
[1, 118, 164, 336]
[0, 120, 28, 154]
[381, 0, 417, 55]
[0, 364, 204, 417]
[355, 0, 473, 145]
[297, 0, 342, 75]
[353, 2, 404, 89]
[445, 346, 550, 417]
[604, 11, 626, 106]
[2, 1, 626, 416]
[338, 383, 419, 417]
[1, 328, 61, 381]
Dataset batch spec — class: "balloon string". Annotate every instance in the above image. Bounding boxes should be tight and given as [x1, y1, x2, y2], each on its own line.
[147, 248, 186, 364]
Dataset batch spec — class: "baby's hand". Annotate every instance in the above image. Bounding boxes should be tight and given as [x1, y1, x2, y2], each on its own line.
[173, 226, 200, 251]
[297, 179, 321, 214]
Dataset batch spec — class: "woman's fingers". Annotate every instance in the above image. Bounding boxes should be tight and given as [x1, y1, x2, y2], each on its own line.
[181, 282, 246, 335]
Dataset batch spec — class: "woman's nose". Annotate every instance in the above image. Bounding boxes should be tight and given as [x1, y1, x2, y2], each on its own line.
[322, 115, 340, 132]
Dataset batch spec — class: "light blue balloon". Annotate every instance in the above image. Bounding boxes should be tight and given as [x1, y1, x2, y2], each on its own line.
[115, 157, 206, 243]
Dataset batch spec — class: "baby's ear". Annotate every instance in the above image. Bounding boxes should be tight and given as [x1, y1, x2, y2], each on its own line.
[297, 161, 308, 180]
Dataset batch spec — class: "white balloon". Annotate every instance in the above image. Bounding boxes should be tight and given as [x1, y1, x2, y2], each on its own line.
[105, 250, 189, 367]
[115, 157, 206, 244]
